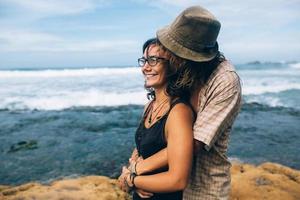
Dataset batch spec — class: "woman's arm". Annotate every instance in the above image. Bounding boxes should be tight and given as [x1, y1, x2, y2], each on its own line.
[131, 148, 167, 175]
[131, 103, 194, 192]
[132, 139, 204, 175]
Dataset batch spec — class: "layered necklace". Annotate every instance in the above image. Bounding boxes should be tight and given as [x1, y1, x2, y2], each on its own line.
[148, 98, 169, 124]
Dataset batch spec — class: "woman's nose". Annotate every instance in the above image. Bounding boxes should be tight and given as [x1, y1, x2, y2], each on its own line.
[142, 61, 151, 71]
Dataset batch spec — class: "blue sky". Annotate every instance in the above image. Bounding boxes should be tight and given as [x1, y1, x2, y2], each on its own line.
[0, 0, 299, 69]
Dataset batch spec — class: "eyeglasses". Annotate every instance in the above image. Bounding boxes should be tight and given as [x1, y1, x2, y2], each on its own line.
[138, 56, 167, 67]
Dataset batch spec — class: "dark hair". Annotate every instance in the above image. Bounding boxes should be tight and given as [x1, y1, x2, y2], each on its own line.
[143, 38, 157, 53]
[142, 38, 225, 101]
[167, 50, 225, 88]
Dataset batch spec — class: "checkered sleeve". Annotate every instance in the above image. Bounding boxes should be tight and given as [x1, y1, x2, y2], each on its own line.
[193, 71, 242, 151]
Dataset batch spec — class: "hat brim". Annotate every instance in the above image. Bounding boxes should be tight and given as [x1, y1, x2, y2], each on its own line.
[157, 26, 219, 62]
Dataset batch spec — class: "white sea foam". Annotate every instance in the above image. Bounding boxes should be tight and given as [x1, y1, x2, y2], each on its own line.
[290, 62, 300, 69]
[0, 90, 148, 111]
[242, 83, 300, 95]
[244, 96, 283, 107]
[0, 66, 299, 110]
[238, 67, 300, 95]
[239, 68, 300, 76]
[0, 67, 146, 110]
[0, 67, 140, 78]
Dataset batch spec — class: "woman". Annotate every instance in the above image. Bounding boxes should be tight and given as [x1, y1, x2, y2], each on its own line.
[118, 38, 196, 199]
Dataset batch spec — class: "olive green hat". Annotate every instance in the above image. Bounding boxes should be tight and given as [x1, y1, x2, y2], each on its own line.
[157, 6, 221, 62]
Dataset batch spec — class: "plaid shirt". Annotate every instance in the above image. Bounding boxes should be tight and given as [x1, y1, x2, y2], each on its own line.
[183, 61, 242, 200]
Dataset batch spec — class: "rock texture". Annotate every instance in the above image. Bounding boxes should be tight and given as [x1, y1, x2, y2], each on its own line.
[0, 176, 130, 200]
[1, 162, 300, 200]
[230, 162, 300, 200]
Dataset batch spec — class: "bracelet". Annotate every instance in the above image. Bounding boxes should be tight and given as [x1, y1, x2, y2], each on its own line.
[130, 172, 138, 188]
[124, 173, 134, 193]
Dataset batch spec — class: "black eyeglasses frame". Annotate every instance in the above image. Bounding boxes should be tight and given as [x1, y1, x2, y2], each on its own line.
[137, 56, 168, 67]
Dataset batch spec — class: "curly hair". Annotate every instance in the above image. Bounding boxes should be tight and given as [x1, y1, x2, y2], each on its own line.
[142, 38, 225, 101]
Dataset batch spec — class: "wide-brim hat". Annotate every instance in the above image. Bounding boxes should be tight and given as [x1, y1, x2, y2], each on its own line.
[157, 6, 221, 62]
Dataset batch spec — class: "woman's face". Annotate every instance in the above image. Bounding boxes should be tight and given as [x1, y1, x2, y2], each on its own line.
[141, 44, 169, 90]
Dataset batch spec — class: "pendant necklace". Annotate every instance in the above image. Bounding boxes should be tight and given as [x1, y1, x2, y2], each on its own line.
[148, 98, 169, 124]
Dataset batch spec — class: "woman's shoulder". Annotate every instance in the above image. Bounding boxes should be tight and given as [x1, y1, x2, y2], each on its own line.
[168, 100, 195, 121]
[164, 100, 194, 138]
[170, 99, 196, 118]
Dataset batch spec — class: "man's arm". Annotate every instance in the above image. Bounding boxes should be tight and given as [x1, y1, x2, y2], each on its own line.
[193, 70, 242, 150]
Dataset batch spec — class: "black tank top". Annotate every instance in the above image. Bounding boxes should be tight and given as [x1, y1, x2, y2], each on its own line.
[133, 99, 194, 200]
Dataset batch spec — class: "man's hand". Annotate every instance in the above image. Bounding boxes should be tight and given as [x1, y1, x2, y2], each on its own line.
[117, 166, 131, 192]
[129, 156, 144, 175]
[136, 188, 154, 198]
[130, 148, 139, 162]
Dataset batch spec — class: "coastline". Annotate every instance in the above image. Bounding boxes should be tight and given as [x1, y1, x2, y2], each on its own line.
[1, 162, 300, 200]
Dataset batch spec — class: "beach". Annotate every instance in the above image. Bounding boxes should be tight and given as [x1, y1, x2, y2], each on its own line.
[1, 162, 300, 200]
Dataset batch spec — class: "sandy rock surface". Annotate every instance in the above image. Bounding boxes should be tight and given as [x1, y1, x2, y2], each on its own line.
[230, 162, 300, 200]
[0, 176, 130, 200]
[1, 162, 300, 200]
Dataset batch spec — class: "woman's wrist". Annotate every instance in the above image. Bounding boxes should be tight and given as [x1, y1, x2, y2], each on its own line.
[125, 171, 138, 189]
[130, 172, 137, 187]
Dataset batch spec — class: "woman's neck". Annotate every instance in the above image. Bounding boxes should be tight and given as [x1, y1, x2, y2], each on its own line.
[154, 88, 169, 103]
[146, 87, 170, 126]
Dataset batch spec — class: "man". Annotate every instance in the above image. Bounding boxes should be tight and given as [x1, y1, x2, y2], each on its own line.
[120, 6, 242, 199]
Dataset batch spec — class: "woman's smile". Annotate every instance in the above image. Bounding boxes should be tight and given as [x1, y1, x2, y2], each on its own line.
[145, 73, 158, 79]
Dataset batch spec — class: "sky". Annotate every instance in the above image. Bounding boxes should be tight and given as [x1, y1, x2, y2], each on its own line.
[0, 0, 300, 69]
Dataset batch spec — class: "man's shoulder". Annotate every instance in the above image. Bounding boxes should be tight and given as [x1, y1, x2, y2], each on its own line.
[213, 60, 237, 77]
[200, 60, 241, 97]
[208, 60, 240, 87]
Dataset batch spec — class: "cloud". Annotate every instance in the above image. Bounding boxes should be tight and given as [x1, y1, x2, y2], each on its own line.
[133, 0, 197, 8]
[14, 0, 93, 15]
[0, 1, 138, 55]
[0, 29, 138, 53]
[1, 0, 109, 18]
[0, 30, 62, 51]
[141, 0, 300, 26]
[149, 0, 198, 7]
[220, 27, 300, 62]
[0, 0, 299, 67]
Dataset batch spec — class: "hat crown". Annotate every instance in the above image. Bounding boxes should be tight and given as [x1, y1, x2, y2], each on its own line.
[157, 6, 221, 62]
[170, 6, 221, 47]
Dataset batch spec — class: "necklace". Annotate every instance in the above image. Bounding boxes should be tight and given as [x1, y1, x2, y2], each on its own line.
[148, 98, 169, 124]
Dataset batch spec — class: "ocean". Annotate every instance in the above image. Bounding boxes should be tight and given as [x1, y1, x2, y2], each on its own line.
[0, 61, 300, 185]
